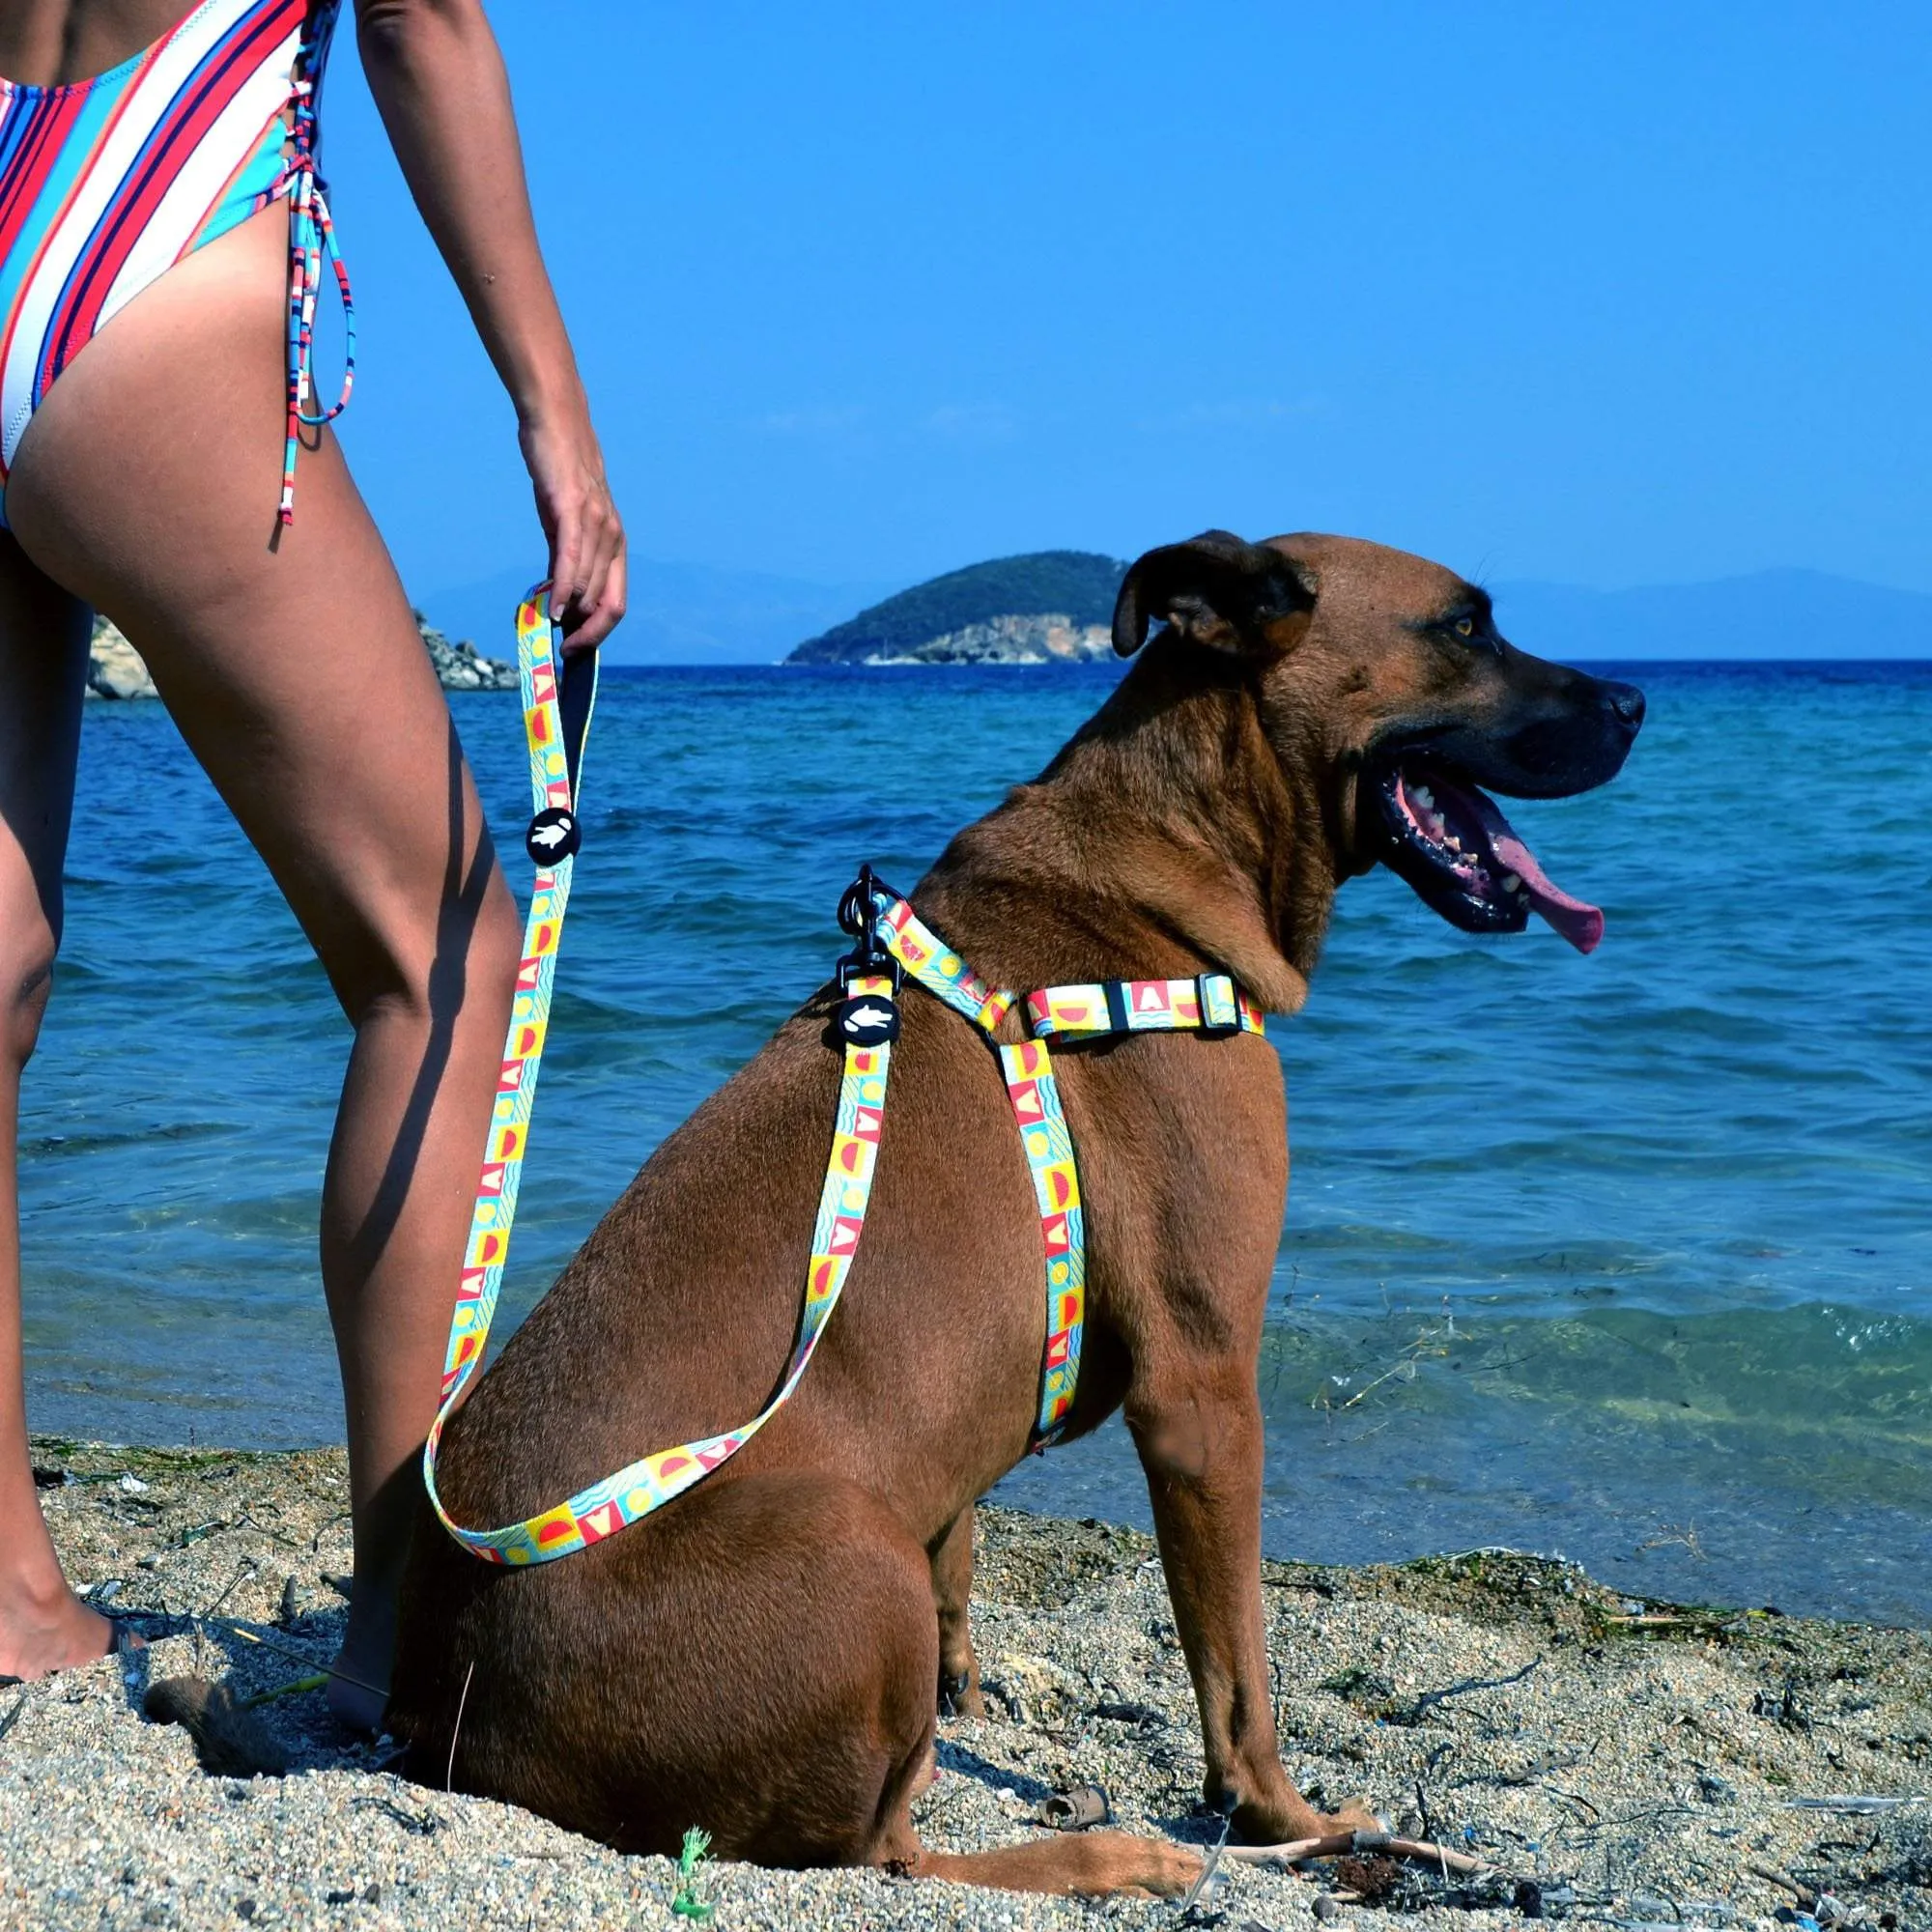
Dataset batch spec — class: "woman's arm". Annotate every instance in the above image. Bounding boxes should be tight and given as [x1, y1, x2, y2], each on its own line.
[355, 0, 625, 647]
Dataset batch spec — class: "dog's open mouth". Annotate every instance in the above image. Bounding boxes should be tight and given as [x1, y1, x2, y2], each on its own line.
[1373, 762, 1605, 953]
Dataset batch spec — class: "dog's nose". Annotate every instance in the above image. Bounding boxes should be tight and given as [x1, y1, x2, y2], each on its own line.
[1604, 681, 1646, 733]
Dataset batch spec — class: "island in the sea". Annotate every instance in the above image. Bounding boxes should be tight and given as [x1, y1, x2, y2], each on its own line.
[786, 550, 1125, 665]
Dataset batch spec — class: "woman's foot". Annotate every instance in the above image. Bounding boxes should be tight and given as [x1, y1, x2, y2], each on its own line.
[326, 1576, 394, 1735]
[0, 1574, 114, 1683]
[326, 1656, 389, 1735]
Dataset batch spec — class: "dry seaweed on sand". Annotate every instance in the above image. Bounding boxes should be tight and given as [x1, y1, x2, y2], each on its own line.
[9, 1439, 1930, 1930]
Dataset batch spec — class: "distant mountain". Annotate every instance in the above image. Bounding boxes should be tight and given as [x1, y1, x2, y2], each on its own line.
[418, 559, 895, 667]
[787, 551, 1127, 665]
[1492, 569, 1932, 661]
[419, 556, 1932, 667]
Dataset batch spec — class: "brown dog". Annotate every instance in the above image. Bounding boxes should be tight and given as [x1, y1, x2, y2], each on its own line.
[389, 530, 1643, 1896]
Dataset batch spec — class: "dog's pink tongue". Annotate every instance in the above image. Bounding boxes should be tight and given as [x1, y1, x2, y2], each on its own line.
[1466, 792, 1605, 954]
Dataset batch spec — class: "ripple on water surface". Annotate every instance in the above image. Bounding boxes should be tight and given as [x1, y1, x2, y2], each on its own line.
[23, 662, 1932, 1622]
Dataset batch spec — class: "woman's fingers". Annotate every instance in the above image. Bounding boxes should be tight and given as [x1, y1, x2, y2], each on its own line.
[547, 489, 623, 650]
[548, 519, 582, 622]
[565, 519, 626, 651]
[520, 410, 625, 649]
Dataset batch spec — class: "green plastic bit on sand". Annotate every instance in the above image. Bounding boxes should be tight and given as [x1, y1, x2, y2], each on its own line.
[240, 1672, 329, 1709]
[671, 1826, 716, 1922]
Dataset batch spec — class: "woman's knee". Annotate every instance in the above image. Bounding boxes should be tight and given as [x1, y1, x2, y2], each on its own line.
[1, 946, 57, 1072]
[332, 863, 522, 1040]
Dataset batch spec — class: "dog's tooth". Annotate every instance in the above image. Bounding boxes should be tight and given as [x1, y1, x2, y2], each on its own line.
[1413, 785, 1435, 810]
[1503, 872, 1522, 893]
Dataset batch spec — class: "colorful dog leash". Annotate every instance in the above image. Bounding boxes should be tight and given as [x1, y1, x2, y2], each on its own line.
[423, 596, 1263, 1567]
[422, 596, 910, 1566]
[421, 586, 609, 1562]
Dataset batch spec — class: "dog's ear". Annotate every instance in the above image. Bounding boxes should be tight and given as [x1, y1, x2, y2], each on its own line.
[1113, 530, 1317, 658]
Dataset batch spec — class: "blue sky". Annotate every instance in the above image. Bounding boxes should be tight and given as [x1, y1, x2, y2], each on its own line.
[322, 3, 1931, 615]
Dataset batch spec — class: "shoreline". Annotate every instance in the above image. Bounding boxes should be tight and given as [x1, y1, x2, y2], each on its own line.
[8, 1439, 1927, 1930]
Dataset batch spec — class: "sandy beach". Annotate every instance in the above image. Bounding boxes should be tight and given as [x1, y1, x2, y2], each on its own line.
[5, 1437, 1925, 1930]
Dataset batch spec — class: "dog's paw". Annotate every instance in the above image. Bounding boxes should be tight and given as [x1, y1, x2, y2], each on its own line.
[937, 1666, 986, 1719]
[1228, 1788, 1384, 1847]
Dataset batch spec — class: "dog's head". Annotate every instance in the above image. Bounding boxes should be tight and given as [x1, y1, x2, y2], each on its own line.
[1113, 530, 1644, 952]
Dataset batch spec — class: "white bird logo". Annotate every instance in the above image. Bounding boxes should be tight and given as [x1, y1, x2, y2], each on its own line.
[530, 817, 573, 852]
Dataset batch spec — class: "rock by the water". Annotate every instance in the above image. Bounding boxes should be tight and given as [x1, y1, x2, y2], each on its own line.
[858, 611, 1112, 666]
[85, 611, 516, 698]
[413, 611, 519, 691]
[87, 617, 157, 699]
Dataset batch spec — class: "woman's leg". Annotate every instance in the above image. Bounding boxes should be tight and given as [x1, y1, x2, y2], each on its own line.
[7, 205, 522, 1723]
[0, 535, 109, 1681]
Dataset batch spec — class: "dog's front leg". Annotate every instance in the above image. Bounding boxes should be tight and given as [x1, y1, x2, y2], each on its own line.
[930, 1510, 986, 1717]
[1124, 1359, 1334, 1843]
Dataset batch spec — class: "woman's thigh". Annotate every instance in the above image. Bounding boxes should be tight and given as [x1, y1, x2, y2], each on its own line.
[5, 205, 517, 1017]
[0, 538, 89, 1025]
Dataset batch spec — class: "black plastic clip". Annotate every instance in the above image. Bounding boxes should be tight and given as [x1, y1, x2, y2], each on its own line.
[1196, 973, 1242, 1038]
[832, 866, 903, 1046]
[834, 865, 903, 995]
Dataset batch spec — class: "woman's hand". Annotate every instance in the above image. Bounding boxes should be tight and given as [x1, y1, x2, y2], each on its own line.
[521, 405, 626, 651]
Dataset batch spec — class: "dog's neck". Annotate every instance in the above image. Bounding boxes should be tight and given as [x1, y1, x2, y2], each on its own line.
[921, 639, 1340, 1014]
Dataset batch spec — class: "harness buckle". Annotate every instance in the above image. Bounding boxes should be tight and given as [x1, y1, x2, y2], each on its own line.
[838, 946, 903, 995]
[835, 864, 904, 995]
[1195, 973, 1242, 1038]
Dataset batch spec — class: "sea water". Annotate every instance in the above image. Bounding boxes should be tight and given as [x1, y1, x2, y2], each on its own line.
[21, 661, 1932, 1625]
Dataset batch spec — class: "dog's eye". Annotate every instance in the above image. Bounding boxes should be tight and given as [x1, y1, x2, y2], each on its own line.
[1454, 617, 1475, 639]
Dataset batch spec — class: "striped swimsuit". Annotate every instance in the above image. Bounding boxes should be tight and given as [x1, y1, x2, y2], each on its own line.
[0, 0, 352, 528]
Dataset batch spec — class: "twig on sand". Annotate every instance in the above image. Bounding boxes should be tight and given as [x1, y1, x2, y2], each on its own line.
[198, 1559, 259, 1622]
[310, 1513, 353, 1555]
[446, 1660, 475, 1794]
[1405, 1656, 1542, 1721]
[1604, 1607, 1778, 1639]
[1745, 1862, 1810, 1899]
[1224, 1828, 1501, 1880]
[1783, 1794, 1922, 1813]
[1541, 1782, 1602, 1821]
[204, 1617, 333, 1672]
[0, 1689, 27, 1744]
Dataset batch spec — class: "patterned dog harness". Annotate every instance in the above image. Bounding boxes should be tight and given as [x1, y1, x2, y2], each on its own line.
[424, 593, 1264, 1566]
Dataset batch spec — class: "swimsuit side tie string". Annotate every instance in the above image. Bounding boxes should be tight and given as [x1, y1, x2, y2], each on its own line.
[276, 26, 355, 526]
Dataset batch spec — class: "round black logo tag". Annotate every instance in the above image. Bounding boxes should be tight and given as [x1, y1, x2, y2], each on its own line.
[526, 807, 581, 866]
[835, 994, 900, 1047]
